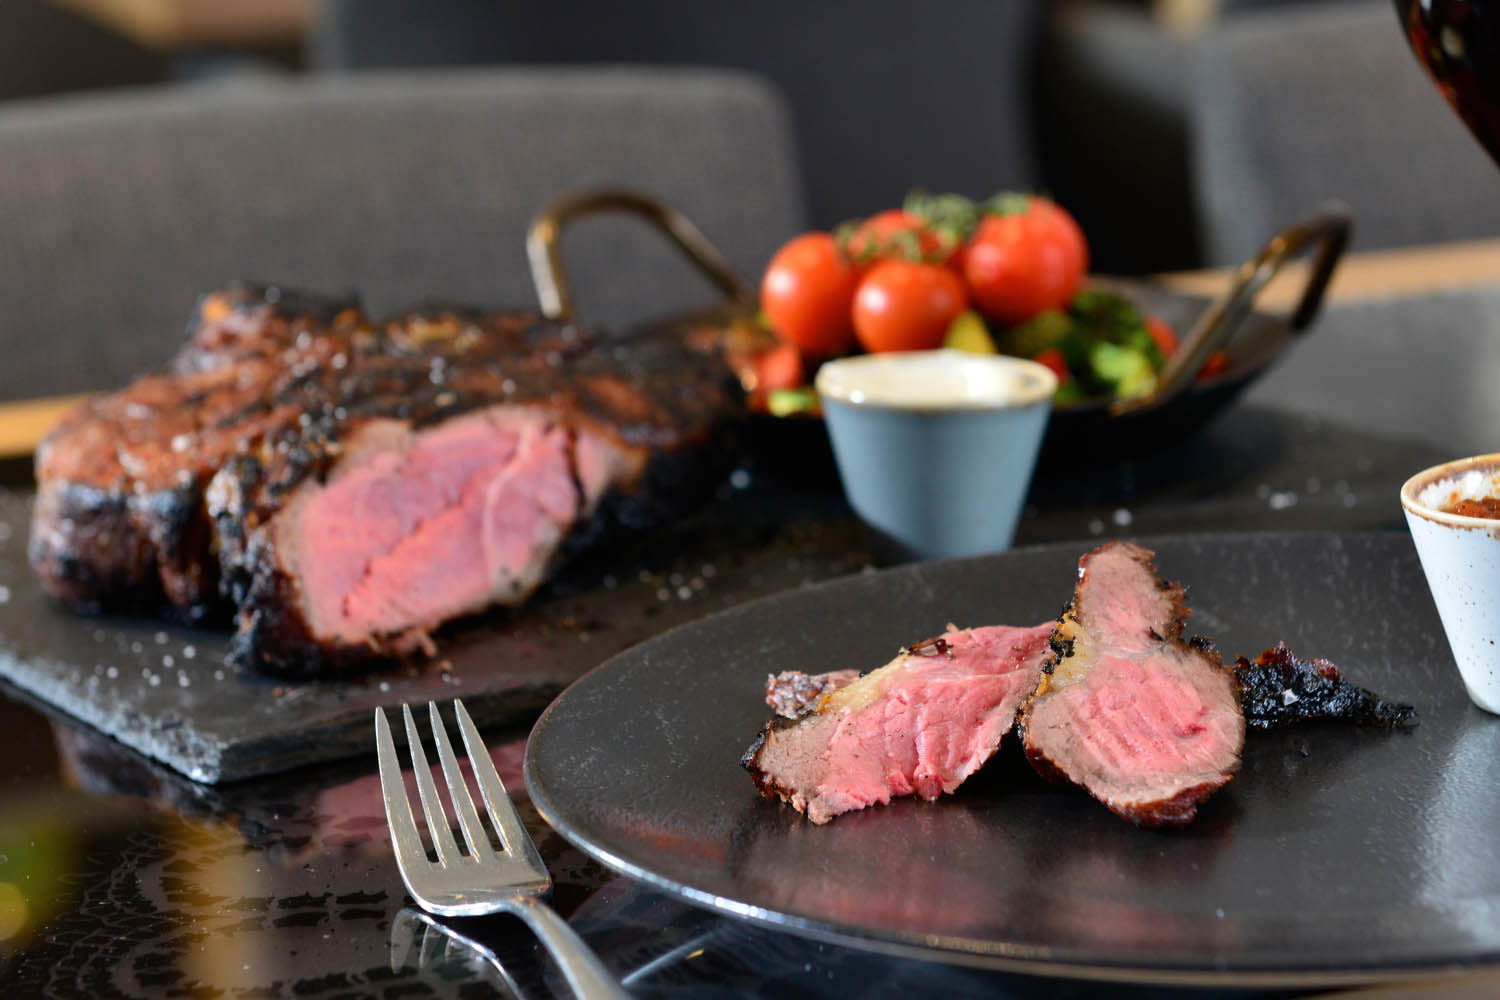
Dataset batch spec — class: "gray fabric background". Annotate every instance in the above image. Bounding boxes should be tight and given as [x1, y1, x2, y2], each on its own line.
[309, 0, 1043, 228]
[1037, 2, 1201, 273]
[1245, 285, 1500, 456]
[1193, 1, 1500, 265]
[0, 68, 805, 400]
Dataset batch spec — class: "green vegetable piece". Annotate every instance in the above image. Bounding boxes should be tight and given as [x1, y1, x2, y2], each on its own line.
[1089, 342, 1157, 400]
[766, 387, 821, 418]
[1052, 380, 1091, 407]
[1055, 324, 1094, 375]
[1000, 308, 1072, 358]
[1069, 287, 1136, 325]
[1063, 287, 1172, 374]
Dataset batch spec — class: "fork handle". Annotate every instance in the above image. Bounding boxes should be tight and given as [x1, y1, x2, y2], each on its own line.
[505, 896, 630, 999]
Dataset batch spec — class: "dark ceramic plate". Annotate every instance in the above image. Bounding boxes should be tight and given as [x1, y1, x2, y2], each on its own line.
[526, 532, 1500, 987]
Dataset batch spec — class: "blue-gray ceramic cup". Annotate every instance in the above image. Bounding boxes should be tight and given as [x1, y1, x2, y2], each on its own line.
[816, 350, 1056, 562]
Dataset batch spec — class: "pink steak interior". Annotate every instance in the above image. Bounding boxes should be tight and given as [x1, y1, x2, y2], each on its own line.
[1030, 650, 1239, 797]
[830, 627, 1047, 803]
[1081, 554, 1177, 650]
[751, 623, 1051, 824]
[290, 410, 579, 640]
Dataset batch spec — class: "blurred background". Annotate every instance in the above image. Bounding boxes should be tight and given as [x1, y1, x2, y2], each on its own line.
[3, 0, 1498, 399]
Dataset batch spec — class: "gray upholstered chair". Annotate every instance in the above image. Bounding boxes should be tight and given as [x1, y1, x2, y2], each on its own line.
[0, 68, 805, 401]
[0, 0, 164, 101]
[1036, 2, 1201, 274]
[1192, 0, 1500, 265]
[309, 0, 1044, 228]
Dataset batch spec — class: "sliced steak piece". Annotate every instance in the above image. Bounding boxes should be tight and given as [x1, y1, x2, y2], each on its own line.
[232, 409, 580, 666]
[743, 623, 1053, 824]
[764, 668, 861, 719]
[30, 287, 357, 621]
[32, 283, 743, 675]
[1017, 541, 1244, 828]
[1235, 643, 1418, 729]
[219, 406, 656, 674]
[216, 328, 733, 676]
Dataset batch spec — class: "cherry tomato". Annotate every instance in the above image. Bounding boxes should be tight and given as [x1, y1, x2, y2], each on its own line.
[962, 198, 1089, 326]
[1145, 315, 1179, 357]
[845, 209, 955, 266]
[1197, 350, 1233, 381]
[760, 232, 860, 358]
[744, 339, 805, 413]
[1031, 347, 1071, 383]
[753, 340, 803, 392]
[852, 260, 969, 354]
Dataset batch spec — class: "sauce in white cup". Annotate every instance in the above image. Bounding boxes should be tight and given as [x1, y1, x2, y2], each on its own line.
[815, 350, 1057, 411]
[1401, 453, 1500, 715]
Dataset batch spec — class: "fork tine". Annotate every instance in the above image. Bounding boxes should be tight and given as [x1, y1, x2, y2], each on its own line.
[427, 701, 491, 859]
[453, 699, 546, 872]
[402, 703, 461, 866]
[376, 708, 429, 873]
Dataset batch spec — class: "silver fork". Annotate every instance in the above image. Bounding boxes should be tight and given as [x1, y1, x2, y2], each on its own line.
[376, 699, 627, 999]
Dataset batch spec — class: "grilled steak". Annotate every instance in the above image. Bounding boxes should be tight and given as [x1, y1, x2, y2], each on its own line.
[1017, 541, 1244, 827]
[743, 623, 1053, 824]
[31, 287, 360, 621]
[31, 284, 741, 675]
[1235, 643, 1418, 729]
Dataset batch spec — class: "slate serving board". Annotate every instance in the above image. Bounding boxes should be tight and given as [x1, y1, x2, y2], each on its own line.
[0, 486, 869, 783]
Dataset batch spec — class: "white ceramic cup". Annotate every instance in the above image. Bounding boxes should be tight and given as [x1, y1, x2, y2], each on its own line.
[815, 350, 1057, 561]
[1401, 453, 1500, 715]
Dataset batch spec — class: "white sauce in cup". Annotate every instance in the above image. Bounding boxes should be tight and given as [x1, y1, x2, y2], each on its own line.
[815, 350, 1057, 411]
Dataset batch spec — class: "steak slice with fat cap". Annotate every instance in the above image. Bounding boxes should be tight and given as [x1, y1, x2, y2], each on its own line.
[1017, 541, 1244, 827]
[743, 623, 1053, 824]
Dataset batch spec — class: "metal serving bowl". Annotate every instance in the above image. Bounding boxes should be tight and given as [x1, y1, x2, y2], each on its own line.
[526, 189, 1351, 463]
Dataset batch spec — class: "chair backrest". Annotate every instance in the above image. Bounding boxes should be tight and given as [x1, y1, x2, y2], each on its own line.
[1192, 2, 1500, 265]
[310, 0, 1044, 227]
[0, 67, 805, 400]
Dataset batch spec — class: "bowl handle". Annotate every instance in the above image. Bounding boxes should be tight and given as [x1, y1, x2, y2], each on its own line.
[1111, 204, 1352, 416]
[527, 188, 755, 323]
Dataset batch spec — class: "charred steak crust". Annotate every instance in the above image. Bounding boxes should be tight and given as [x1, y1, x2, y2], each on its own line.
[1234, 642, 1418, 729]
[28, 481, 157, 614]
[32, 286, 359, 623]
[31, 283, 744, 676]
[34, 287, 310, 622]
[740, 716, 791, 798]
[1114, 780, 1228, 827]
[1017, 541, 1245, 828]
